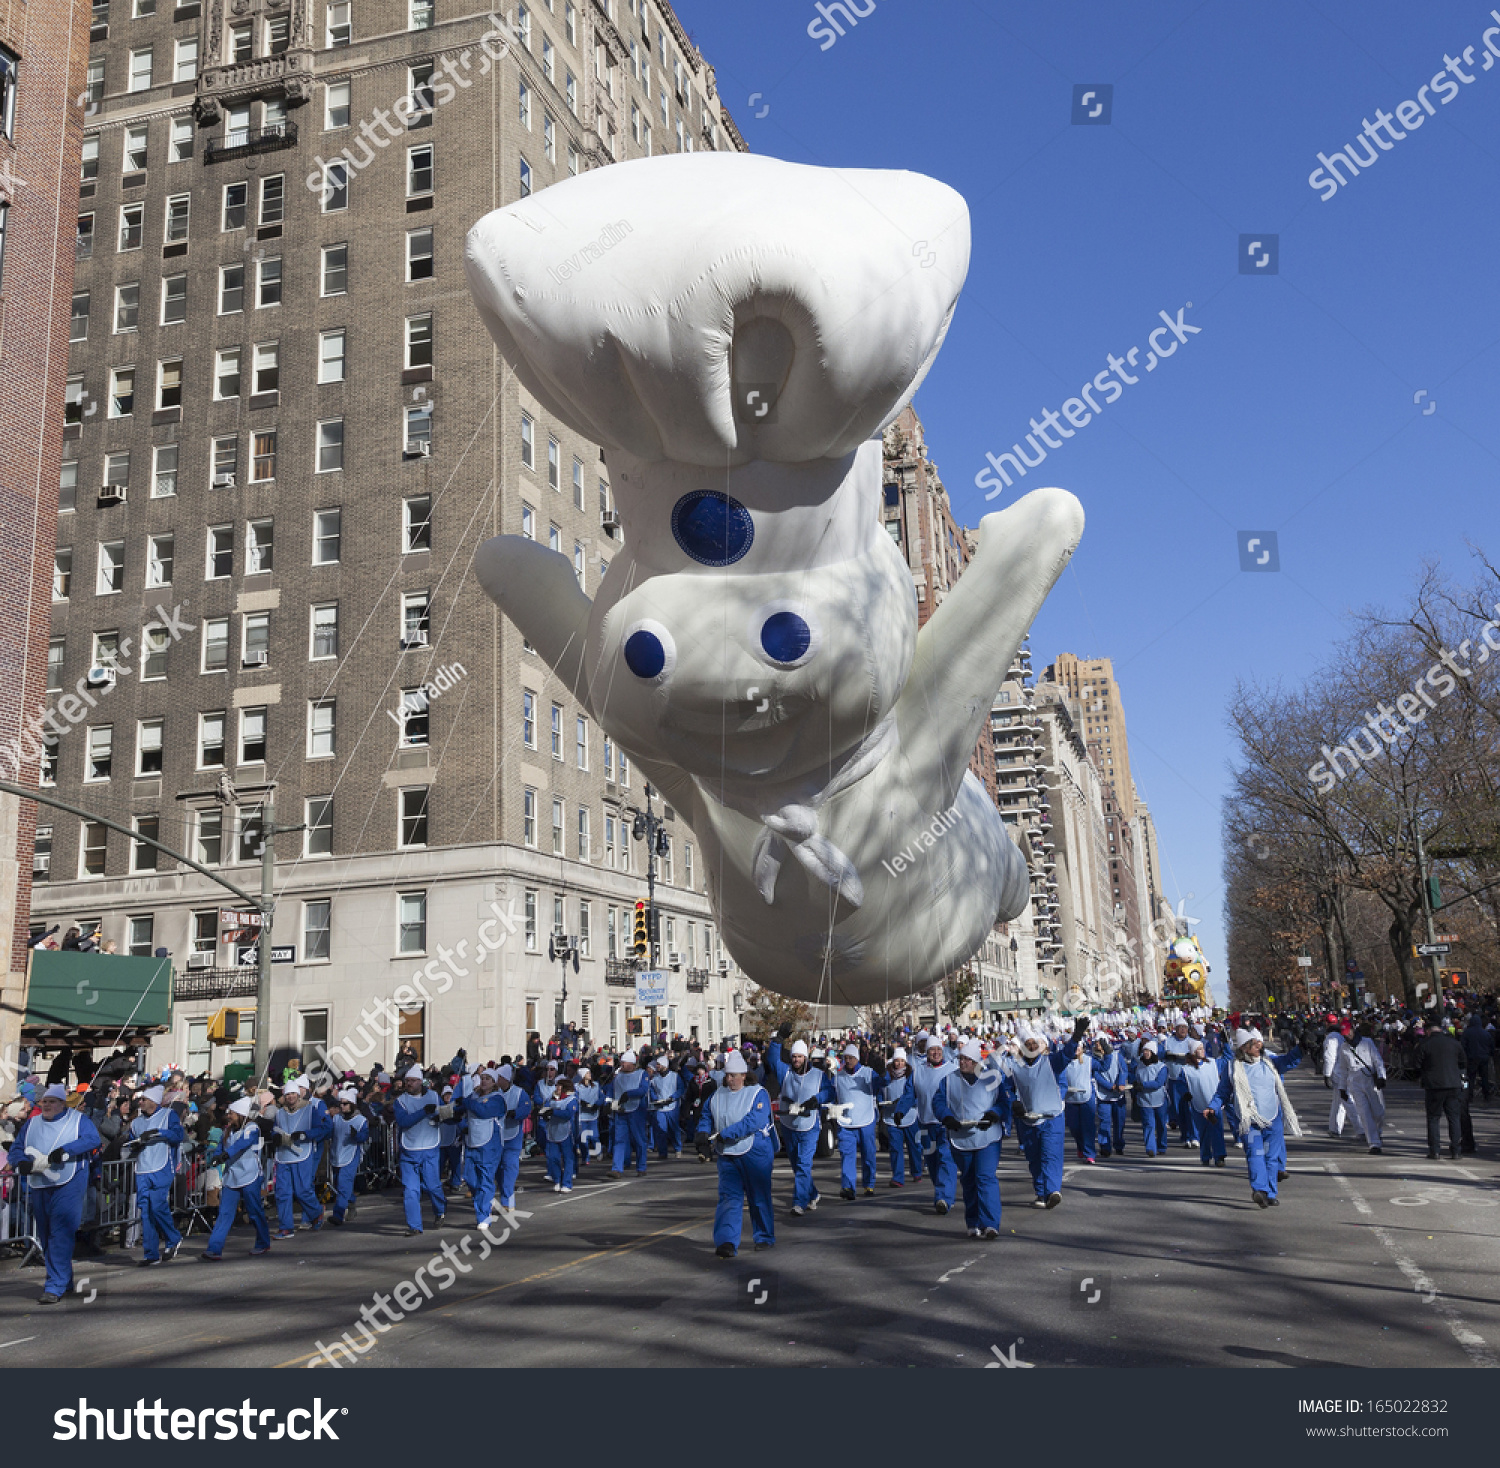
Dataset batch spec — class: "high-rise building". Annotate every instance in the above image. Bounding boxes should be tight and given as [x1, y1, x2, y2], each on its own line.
[33, 0, 750, 1074]
[0, 2, 90, 1074]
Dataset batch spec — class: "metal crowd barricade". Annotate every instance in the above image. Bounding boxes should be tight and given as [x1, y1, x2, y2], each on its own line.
[357, 1118, 398, 1193]
[0, 1171, 42, 1264]
[95, 1157, 142, 1249]
[173, 1151, 216, 1236]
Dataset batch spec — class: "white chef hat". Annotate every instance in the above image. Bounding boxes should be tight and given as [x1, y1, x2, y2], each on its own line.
[1020, 1033, 1046, 1056]
[577, 1067, 591, 1081]
[405, 1065, 425, 1080]
[546, 1060, 559, 1071]
[1140, 1040, 1158, 1057]
[891, 1047, 907, 1062]
[44, 1083, 69, 1101]
[958, 1039, 982, 1062]
[497, 1064, 514, 1082]
[1233, 1028, 1262, 1049]
[376, 1071, 392, 1084]
[285, 1076, 309, 1092]
[724, 1051, 748, 1074]
[441, 1085, 454, 1096]
[789, 1040, 808, 1057]
[620, 1049, 638, 1064]
[142, 1085, 165, 1104]
[926, 1035, 945, 1052]
[915, 1031, 930, 1047]
[338, 1087, 358, 1103]
[810, 1049, 825, 1060]
[228, 1097, 255, 1117]
[843, 1044, 861, 1059]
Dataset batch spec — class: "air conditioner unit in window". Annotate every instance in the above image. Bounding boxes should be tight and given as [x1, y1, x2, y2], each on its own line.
[400, 632, 429, 650]
[600, 510, 620, 536]
[33, 854, 51, 875]
[187, 951, 214, 969]
[98, 487, 126, 506]
[242, 650, 268, 666]
[85, 665, 116, 687]
[405, 440, 431, 457]
[667, 951, 683, 969]
[212, 474, 236, 489]
[717, 960, 729, 975]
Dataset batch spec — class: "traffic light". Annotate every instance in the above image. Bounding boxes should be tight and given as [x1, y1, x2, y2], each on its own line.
[632, 901, 649, 959]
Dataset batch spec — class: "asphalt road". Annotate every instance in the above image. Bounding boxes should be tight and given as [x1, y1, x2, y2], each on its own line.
[3, 1070, 1497, 1370]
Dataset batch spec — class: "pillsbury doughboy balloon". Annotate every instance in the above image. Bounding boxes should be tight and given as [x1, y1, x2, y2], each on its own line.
[466, 154, 1083, 1006]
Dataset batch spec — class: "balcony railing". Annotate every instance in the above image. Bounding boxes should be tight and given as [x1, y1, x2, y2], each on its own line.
[173, 967, 259, 1001]
[205, 121, 298, 165]
[684, 967, 709, 992]
[604, 958, 638, 987]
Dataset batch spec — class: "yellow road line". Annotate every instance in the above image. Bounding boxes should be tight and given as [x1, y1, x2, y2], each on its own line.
[278, 1213, 712, 1368]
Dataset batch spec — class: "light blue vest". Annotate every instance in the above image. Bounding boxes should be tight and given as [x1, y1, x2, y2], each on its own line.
[543, 1095, 578, 1144]
[21, 1109, 85, 1189]
[274, 1102, 316, 1165]
[777, 1064, 823, 1131]
[220, 1125, 264, 1190]
[394, 1090, 441, 1150]
[497, 1085, 525, 1142]
[1062, 1054, 1095, 1104]
[1008, 1056, 1064, 1118]
[1162, 1035, 1194, 1080]
[612, 1069, 648, 1113]
[832, 1065, 878, 1128]
[1242, 1058, 1281, 1122]
[1095, 1051, 1124, 1095]
[129, 1107, 178, 1176]
[649, 1071, 681, 1108]
[332, 1112, 367, 1169]
[575, 1082, 601, 1122]
[463, 1092, 504, 1149]
[881, 1070, 918, 1128]
[535, 1078, 558, 1107]
[943, 1070, 1005, 1150]
[1184, 1060, 1223, 1112]
[1134, 1059, 1168, 1108]
[707, 1083, 771, 1156]
[913, 1059, 957, 1125]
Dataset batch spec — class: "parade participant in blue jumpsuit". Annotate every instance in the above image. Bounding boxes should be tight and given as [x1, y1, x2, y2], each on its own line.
[1182, 1042, 1229, 1167]
[648, 1057, 684, 1159]
[832, 1043, 884, 1199]
[438, 1084, 463, 1192]
[1230, 1028, 1302, 1207]
[767, 1032, 830, 1215]
[1002, 1020, 1084, 1209]
[1162, 1021, 1199, 1147]
[457, 1067, 506, 1222]
[392, 1065, 448, 1234]
[6, 1084, 103, 1303]
[539, 1080, 580, 1192]
[493, 1064, 532, 1210]
[1093, 1037, 1129, 1157]
[123, 1084, 185, 1265]
[269, 1076, 330, 1238]
[931, 1039, 1007, 1238]
[1131, 1040, 1171, 1156]
[534, 1063, 560, 1182]
[329, 1088, 369, 1223]
[202, 1096, 271, 1259]
[879, 1048, 921, 1186]
[1062, 1043, 1099, 1165]
[605, 1049, 650, 1176]
[913, 1037, 958, 1216]
[573, 1067, 603, 1170]
[697, 1050, 776, 1258]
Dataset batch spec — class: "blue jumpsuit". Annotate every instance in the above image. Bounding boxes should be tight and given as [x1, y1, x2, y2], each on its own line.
[127, 1105, 185, 1261]
[542, 1094, 580, 1189]
[329, 1110, 368, 1221]
[457, 1085, 505, 1222]
[205, 1122, 271, 1255]
[932, 1067, 1006, 1233]
[439, 1108, 463, 1191]
[272, 1098, 330, 1233]
[1237, 1048, 1302, 1199]
[495, 1083, 531, 1209]
[573, 1082, 603, 1168]
[832, 1062, 881, 1192]
[1132, 1057, 1170, 1155]
[534, 1077, 560, 1181]
[1162, 1036, 1199, 1145]
[649, 1069, 684, 1157]
[6, 1108, 102, 1298]
[912, 1056, 958, 1210]
[1004, 1050, 1069, 1202]
[1093, 1048, 1128, 1156]
[392, 1089, 447, 1230]
[1061, 1049, 1098, 1162]
[1184, 1058, 1229, 1164]
[880, 1068, 921, 1183]
[767, 1041, 828, 1211]
[606, 1068, 651, 1175]
[699, 1083, 776, 1254]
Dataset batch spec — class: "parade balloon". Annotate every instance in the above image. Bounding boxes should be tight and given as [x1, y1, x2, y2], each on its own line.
[466, 153, 1083, 1006]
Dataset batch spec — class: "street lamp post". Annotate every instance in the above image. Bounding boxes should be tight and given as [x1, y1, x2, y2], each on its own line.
[627, 782, 670, 1045]
[549, 931, 580, 1039]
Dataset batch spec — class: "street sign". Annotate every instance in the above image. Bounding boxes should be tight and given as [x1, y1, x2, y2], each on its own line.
[1296, 956, 1313, 967]
[1434, 934, 1460, 943]
[235, 944, 296, 967]
[1415, 943, 1451, 956]
[635, 970, 668, 1005]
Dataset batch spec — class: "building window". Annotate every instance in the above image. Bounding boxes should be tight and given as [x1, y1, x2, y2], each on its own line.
[33, 825, 53, 883]
[264, 13, 290, 56]
[246, 518, 273, 573]
[64, 375, 85, 424]
[325, 79, 351, 129]
[523, 788, 537, 847]
[311, 602, 338, 659]
[399, 786, 429, 847]
[579, 900, 591, 957]
[164, 192, 189, 240]
[296, 1009, 328, 1075]
[218, 263, 245, 315]
[567, 142, 579, 174]
[160, 273, 187, 324]
[155, 357, 182, 410]
[565, 70, 576, 114]
[174, 36, 199, 82]
[519, 156, 532, 197]
[251, 431, 277, 483]
[552, 894, 565, 941]
[113, 283, 139, 333]
[404, 312, 432, 369]
[102, 452, 130, 497]
[86, 725, 114, 781]
[314, 508, 342, 563]
[406, 144, 433, 196]
[401, 590, 430, 647]
[521, 504, 534, 539]
[404, 403, 432, 456]
[129, 47, 153, 91]
[251, 341, 279, 395]
[201, 618, 229, 672]
[398, 891, 426, 953]
[81, 136, 99, 182]
[76, 214, 95, 259]
[81, 822, 108, 877]
[194, 808, 222, 864]
[572, 456, 584, 509]
[321, 243, 348, 296]
[191, 911, 218, 956]
[522, 690, 536, 747]
[684, 841, 694, 890]
[198, 711, 225, 766]
[308, 699, 336, 757]
[239, 706, 267, 763]
[236, 804, 265, 861]
[607, 905, 618, 958]
[317, 419, 344, 472]
[222, 181, 247, 231]
[229, 24, 252, 62]
[321, 161, 349, 211]
[140, 626, 169, 681]
[85, 56, 105, 107]
[256, 255, 282, 307]
[242, 610, 270, 664]
[170, 118, 193, 162]
[398, 691, 428, 746]
[573, 542, 585, 589]
[409, 61, 434, 124]
[326, 1, 351, 48]
[47, 639, 65, 693]
[305, 797, 334, 856]
[406, 226, 434, 281]
[211, 436, 237, 488]
[403, 495, 432, 552]
[543, 113, 555, 161]
[318, 329, 346, 383]
[60, 461, 77, 513]
[146, 533, 174, 587]
[577, 805, 590, 860]
[214, 347, 241, 399]
[409, 0, 433, 28]
[547, 436, 560, 489]
[71, 291, 91, 342]
[524, 890, 537, 951]
[520, 412, 534, 468]
[97, 540, 125, 593]
[575, 713, 588, 769]
[550, 702, 562, 758]
[136, 719, 164, 776]
[304, 899, 332, 960]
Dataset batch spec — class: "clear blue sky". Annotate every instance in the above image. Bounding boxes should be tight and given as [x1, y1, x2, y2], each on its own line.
[675, 0, 1500, 1000]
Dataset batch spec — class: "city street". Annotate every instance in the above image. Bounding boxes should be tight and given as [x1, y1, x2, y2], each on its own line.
[4, 1071, 1496, 1371]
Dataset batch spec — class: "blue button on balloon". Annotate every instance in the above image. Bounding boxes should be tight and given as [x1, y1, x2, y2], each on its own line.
[761, 610, 811, 665]
[624, 629, 666, 679]
[671, 490, 754, 567]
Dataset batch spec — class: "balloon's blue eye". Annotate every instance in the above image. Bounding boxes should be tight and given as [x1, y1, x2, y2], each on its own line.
[761, 611, 811, 665]
[624, 630, 666, 679]
[671, 490, 754, 567]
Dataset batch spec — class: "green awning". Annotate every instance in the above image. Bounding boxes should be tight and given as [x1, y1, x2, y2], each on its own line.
[23, 950, 173, 1038]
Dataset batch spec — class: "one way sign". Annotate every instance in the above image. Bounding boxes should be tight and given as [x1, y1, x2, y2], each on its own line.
[1415, 943, 1451, 957]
